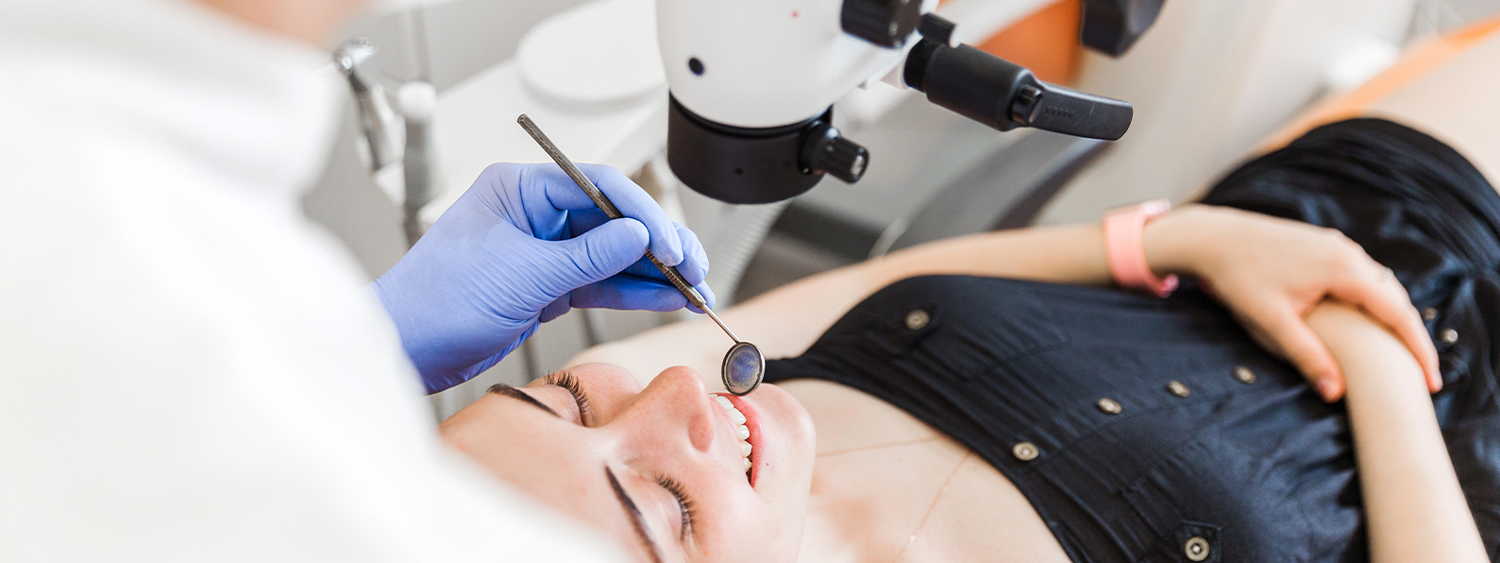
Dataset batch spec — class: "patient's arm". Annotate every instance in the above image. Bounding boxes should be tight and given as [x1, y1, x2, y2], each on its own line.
[570, 218, 1117, 381]
[571, 206, 1434, 397]
[1306, 302, 1486, 562]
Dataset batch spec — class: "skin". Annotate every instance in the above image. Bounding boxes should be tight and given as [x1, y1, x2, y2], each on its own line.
[1313, 32, 1500, 562]
[445, 203, 1485, 562]
[439, 364, 816, 563]
[1308, 303, 1486, 562]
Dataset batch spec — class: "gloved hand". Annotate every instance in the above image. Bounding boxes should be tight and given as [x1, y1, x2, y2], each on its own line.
[372, 162, 713, 393]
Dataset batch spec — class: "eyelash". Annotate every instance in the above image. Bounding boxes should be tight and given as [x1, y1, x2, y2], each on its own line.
[546, 371, 593, 425]
[655, 474, 697, 540]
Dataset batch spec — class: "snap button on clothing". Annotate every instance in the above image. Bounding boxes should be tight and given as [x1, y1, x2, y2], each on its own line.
[904, 309, 931, 331]
[1233, 365, 1257, 384]
[1184, 536, 1210, 561]
[1097, 398, 1122, 415]
[1167, 380, 1190, 398]
[1012, 441, 1040, 461]
[1441, 328, 1459, 344]
[1422, 307, 1438, 321]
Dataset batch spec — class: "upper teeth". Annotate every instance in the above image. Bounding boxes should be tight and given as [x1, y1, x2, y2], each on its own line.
[711, 394, 753, 474]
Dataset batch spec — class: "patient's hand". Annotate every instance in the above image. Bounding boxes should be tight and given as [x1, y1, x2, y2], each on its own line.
[1146, 206, 1439, 401]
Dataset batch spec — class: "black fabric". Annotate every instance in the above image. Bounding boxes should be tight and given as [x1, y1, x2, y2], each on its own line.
[763, 118, 1500, 562]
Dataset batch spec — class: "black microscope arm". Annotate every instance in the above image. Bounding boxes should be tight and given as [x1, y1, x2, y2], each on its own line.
[902, 15, 1134, 142]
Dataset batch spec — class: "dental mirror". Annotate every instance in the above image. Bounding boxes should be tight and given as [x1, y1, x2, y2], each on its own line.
[722, 341, 765, 396]
[517, 113, 767, 396]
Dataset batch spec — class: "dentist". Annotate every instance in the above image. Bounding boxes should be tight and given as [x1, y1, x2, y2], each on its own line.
[0, 0, 710, 560]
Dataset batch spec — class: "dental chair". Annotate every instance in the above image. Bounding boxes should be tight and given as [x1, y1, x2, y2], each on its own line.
[1260, 15, 1500, 156]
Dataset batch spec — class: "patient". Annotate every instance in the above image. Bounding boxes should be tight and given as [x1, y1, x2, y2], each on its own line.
[440, 33, 1500, 563]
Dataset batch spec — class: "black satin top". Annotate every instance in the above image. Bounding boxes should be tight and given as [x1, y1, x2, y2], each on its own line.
[763, 119, 1500, 562]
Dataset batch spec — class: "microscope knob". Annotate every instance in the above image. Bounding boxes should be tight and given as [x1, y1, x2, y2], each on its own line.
[841, 0, 922, 48]
[801, 123, 869, 184]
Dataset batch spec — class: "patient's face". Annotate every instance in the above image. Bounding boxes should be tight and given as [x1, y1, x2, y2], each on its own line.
[440, 363, 816, 563]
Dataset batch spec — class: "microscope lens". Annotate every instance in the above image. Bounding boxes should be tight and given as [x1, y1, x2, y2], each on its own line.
[722, 341, 765, 396]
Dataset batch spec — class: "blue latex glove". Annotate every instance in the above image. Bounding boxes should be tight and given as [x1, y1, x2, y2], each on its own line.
[372, 162, 713, 393]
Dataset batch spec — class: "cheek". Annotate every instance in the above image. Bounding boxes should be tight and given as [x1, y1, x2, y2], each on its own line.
[697, 482, 807, 563]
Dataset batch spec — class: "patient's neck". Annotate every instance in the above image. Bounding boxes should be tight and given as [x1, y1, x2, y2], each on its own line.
[783, 380, 961, 562]
[796, 479, 890, 562]
[796, 453, 965, 562]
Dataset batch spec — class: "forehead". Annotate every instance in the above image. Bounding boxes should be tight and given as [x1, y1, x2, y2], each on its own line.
[540, 363, 648, 390]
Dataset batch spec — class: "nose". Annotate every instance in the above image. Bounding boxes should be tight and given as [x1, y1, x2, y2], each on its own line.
[621, 367, 717, 453]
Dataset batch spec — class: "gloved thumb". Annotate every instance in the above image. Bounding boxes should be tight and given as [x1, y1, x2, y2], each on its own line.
[551, 217, 651, 290]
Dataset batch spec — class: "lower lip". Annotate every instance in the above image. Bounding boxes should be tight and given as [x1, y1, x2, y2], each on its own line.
[719, 393, 764, 487]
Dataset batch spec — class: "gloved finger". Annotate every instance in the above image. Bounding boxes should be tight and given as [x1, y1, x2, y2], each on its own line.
[673, 222, 710, 287]
[537, 218, 651, 297]
[689, 281, 716, 313]
[1329, 267, 1441, 392]
[565, 207, 610, 238]
[618, 256, 669, 281]
[572, 276, 690, 311]
[540, 163, 685, 266]
[566, 215, 708, 286]
[540, 296, 572, 323]
[571, 272, 719, 313]
[449, 322, 537, 393]
[608, 222, 710, 285]
[615, 254, 685, 284]
[1256, 304, 1345, 401]
[494, 163, 568, 240]
[459, 354, 506, 385]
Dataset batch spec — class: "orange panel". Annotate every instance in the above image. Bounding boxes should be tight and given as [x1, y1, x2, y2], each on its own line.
[1262, 15, 1500, 150]
[974, 0, 1083, 85]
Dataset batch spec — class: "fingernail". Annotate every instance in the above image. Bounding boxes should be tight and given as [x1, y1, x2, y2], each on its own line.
[1316, 378, 1339, 400]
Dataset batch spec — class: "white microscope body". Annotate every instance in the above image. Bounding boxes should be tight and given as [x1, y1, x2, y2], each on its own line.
[655, 0, 1163, 204]
[656, 0, 938, 129]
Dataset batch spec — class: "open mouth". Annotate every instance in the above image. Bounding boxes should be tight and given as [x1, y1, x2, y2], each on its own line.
[710, 393, 757, 485]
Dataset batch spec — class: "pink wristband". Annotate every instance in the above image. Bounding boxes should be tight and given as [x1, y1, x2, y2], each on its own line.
[1103, 199, 1178, 297]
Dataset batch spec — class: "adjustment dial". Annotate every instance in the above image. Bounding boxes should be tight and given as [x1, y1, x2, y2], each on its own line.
[841, 0, 922, 48]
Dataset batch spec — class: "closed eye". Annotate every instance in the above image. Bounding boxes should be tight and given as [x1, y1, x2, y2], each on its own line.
[544, 370, 593, 425]
[654, 473, 697, 541]
[527, 372, 693, 545]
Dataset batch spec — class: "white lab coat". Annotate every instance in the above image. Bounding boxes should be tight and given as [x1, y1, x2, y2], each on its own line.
[0, 0, 622, 561]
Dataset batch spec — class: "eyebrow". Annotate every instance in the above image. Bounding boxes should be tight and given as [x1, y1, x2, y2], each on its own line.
[486, 383, 558, 418]
[605, 466, 666, 563]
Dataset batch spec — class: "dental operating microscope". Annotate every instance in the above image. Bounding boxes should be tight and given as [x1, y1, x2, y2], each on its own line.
[657, 0, 1166, 204]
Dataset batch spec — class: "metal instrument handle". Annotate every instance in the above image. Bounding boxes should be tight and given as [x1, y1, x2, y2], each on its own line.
[517, 114, 740, 342]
